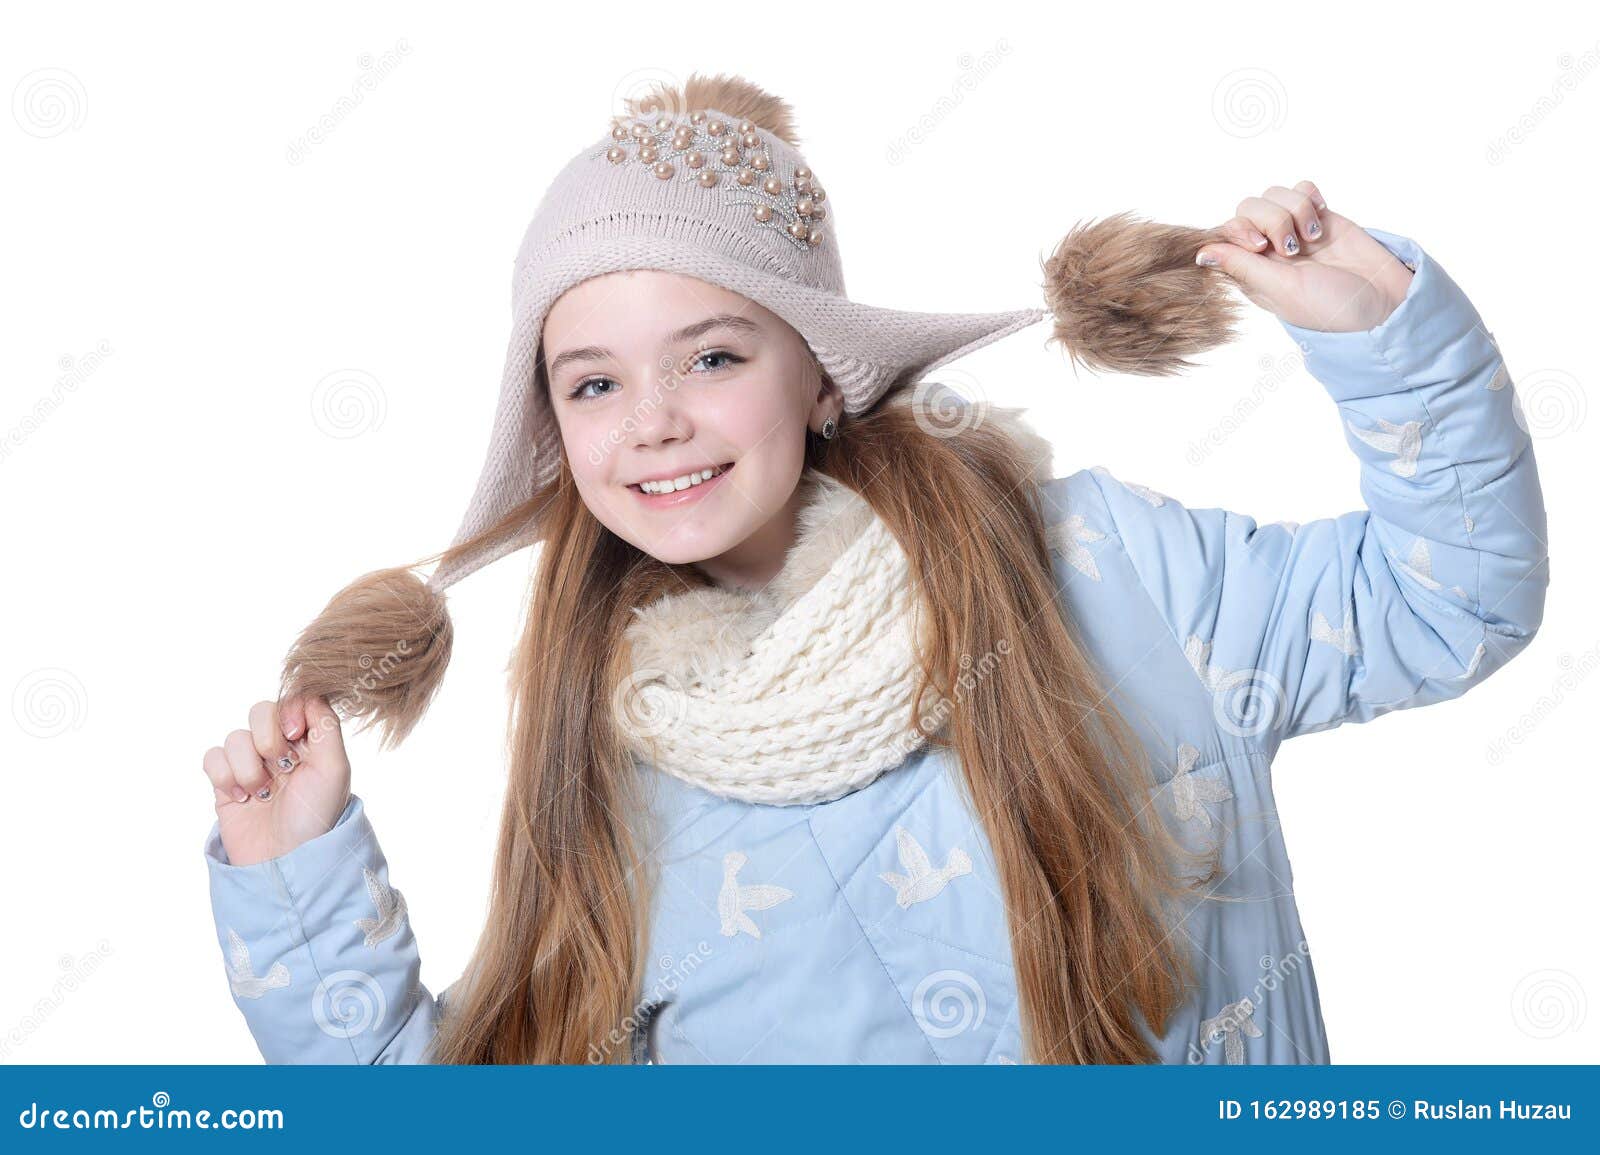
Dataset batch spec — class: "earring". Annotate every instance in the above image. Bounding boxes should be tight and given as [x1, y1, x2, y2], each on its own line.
[820, 416, 837, 440]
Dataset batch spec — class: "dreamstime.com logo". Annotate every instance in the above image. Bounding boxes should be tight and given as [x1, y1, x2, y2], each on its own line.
[16, 1091, 284, 1131]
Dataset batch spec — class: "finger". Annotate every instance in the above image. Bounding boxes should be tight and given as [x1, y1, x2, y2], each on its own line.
[1195, 240, 1289, 300]
[1261, 185, 1323, 247]
[302, 695, 348, 764]
[250, 699, 299, 775]
[1218, 215, 1270, 252]
[224, 728, 273, 799]
[280, 693, 307, 742]
[1293, 179, 1327, 212]
[204, 745, 251, 805]
[1234, 195, 1301, 257]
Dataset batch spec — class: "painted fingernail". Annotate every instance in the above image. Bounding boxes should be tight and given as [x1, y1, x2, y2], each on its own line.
[1249, 230, 1269, 248]
[232, 788, 250, 803]
[1305, 218, 1321, 239]
[1196, 251, 1219, 267]
[1283, 233, 1300, 255]
[256, 786, 272, 801]
[277, 753, 296, 772]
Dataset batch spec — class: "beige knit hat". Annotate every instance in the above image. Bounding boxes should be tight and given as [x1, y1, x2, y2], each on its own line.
[279, 72, 1240, 747]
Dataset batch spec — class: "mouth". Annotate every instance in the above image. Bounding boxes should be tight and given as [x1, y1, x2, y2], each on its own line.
[627, 460, 736, 505]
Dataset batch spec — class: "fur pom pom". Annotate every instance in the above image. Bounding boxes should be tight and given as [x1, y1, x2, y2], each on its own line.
[624, 71, 800, 147]
[1042, 212, 1243, 377]
[278, 566, 453, 752]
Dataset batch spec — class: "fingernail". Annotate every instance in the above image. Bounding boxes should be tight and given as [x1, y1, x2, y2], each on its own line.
[277, 753, 297, 773]
[1305, 218, 1321, 239]
[1312, 193, 1327, 210]
[1248, 231, 1269, 248]
[256, 786, 272, 801]
[232, 788, 250, 804]
[1196, 251, 1219, 267]
[1283, 233, 1300, 255]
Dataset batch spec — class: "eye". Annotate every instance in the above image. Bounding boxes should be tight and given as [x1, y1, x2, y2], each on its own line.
[684, 349, 744, 375]
[566, 375, 619, 402]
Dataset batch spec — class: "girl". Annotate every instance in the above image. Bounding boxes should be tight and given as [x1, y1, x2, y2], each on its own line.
[201, 74, 1547, 1064]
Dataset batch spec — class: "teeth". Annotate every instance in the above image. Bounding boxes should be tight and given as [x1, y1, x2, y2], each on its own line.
[638, 464, 726, 494]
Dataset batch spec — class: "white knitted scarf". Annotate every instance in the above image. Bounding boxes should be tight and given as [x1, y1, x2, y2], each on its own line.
[617, 404, 1053, 807]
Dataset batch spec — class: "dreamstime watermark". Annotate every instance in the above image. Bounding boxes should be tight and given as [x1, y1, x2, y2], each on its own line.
[1, 339, 114, 465]
[12, 67, 87, 138]
[576, 340, 736, 469]
[0, 940, 113, 1060]
[312, 969, 388, 1040]
[611, 666, 689, 745]
[911, 373, 989, 440]
[310, 368, 387, 439]
[890, 639, 1012, 762]
[886, 41, 1012, 166]
[1509, 968, 1586, 1040]
[1487, 43, 1600, 165]
[11, 667, 89, 739]
[1211, 68, 1287, 139]
[588, 941, 714, 1063]
[1186, 940, 1311, 1063]
[1485, 641, 1600, 765]
[285, 39, 412, 165]
[911, 969, 986, 1039]
[1509, 367, 1587, 441]
[1186, 345, 1307, 466]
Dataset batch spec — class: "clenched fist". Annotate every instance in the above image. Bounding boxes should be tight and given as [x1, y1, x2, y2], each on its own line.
[202, 694, 352, 867]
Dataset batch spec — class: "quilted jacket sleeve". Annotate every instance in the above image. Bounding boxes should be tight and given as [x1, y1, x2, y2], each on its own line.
[204, 793, 447, 1063]
[1089, 227, 1549, 752]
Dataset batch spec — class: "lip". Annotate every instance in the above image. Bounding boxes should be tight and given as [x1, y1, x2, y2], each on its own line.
[627, 461, 735, 508]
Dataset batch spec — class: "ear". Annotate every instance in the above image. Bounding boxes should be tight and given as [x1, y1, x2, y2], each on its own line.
[808, 364, 843, 433]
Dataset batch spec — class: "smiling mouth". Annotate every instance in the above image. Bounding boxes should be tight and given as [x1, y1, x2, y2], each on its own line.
[628, 461, 735, 495]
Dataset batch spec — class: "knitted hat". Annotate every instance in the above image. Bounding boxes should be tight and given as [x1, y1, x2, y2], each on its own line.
[279, 72, 1240, 747]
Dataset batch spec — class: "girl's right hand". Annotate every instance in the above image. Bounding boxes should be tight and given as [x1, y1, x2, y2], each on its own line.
[202, 694, 352, 867]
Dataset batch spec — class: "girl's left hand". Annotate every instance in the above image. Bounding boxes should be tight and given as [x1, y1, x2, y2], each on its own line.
[1195, 180, 1414, 333]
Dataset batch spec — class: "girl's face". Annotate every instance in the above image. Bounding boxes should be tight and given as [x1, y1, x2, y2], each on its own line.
[542, 269, 842, 590]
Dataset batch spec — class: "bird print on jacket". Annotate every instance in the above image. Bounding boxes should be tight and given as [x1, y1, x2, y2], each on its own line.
[1167, 743, 1233, 831]
[1090, 464, 1168, 506]
[1047, 514, 1105, 581]
[879, 826, 973, 909]
[717, 851, 794, 939]
[1310, 597, 1361, 657]
[1346, 413, 1425, 477]
[354, 867, 408, 948]
[225, 928, 289, 999]
[1389, 537, 1471, 601]
[1200, 996, 1263, 1064]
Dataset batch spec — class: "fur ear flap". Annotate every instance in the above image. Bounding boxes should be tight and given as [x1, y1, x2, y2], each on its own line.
[1043, 212, 1243, 377]
[278, 565, 453, 752]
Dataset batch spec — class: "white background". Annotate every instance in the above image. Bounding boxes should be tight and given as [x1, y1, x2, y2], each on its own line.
[2, 1, 1594, 1064]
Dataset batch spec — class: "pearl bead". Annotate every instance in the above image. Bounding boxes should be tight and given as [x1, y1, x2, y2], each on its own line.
[741, 131, 759, 148]
[811, 186, 825, 202]
[720, 145, 740, 165]
[807, 226, 823, 247]
[707, 120, 725, 135]
[612, 124, 629, 141]
[794, 165, 811, 180]
[653, 161, 674, 179]
[630, 123, 650, 139]
[737, 167, 756, 186]
[750, 153, 769, 171]
[686, 150, 706, 168]
[812, 206, 826, 222]
[793, 176, 812, 194]
[606, 145, 626, 163]
[697, 170, 719, 187]
[639, 144, 658, 162]
[738, 120, 754, 134]
[753, 204, 773, 222]
[763, 175, 782, 195]
[655, 117, 671, 132]
[787, 220, 808, 240]
[795, 196, 814, 216]
[690, 110, 706, 124]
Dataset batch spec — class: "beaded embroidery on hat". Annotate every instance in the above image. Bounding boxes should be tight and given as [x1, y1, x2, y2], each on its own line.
[591, 109, 828, 251]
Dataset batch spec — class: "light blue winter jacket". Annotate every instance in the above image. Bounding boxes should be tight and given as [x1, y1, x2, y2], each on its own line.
[204, 229, 1548, 1064]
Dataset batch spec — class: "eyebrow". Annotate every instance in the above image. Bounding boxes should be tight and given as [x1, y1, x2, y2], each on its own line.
[545, 314, 762, 379]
